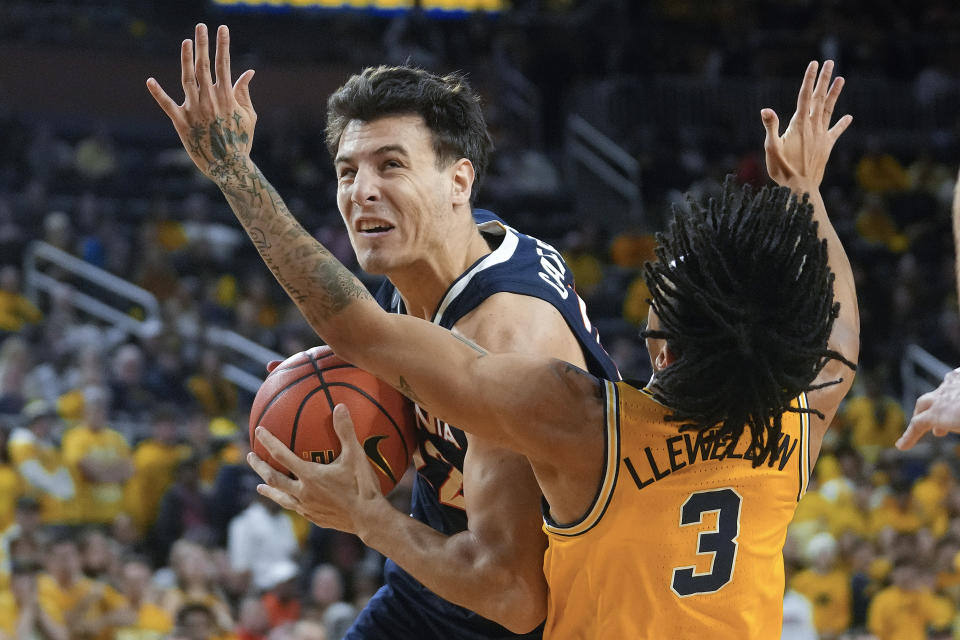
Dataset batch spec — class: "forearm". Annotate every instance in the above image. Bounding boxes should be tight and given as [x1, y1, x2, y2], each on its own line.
[212, 155, 374, 337]
[784, 183, 859, 360]
[358, 501, 545, 632]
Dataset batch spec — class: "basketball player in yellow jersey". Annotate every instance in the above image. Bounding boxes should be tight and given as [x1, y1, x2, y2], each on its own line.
[160, 48, 857, 636]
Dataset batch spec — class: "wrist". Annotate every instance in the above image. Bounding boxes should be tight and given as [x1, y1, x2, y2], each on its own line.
[355, 495, 399, 549]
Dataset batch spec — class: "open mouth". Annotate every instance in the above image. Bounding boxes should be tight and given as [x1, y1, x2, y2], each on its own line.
[357, 221, 395, 235]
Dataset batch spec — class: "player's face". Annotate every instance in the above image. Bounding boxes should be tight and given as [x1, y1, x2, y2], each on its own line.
[335, 115, 467, 275]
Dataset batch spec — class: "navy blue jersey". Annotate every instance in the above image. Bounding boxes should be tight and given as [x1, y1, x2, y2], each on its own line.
[346, 209, 620, 640]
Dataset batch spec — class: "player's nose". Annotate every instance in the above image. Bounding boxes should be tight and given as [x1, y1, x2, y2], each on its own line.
[350, 165, 381, 207]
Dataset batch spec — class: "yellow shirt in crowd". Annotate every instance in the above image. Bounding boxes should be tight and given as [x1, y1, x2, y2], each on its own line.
[790, 567, 852, 634]
[61, 425, 131, 525]
[867, 585, 953, 640]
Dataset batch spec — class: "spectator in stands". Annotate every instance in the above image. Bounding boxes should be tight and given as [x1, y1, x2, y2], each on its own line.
[37, 535, 134, 640]
[837, 369, 906, 465]
[867, 557, 953, 640]
[260, 559, 302, 628]
[0, 559, 67, 640]
[108, 343, 158, 421]
[0, 497, 43, 591]
[870, 480, 924, 537]
[160, 541, 234, 634]
[789, 532, 851, 639]
[172, 602, 219, 640]
[79, 529, 119, 584]
[235, 595, 270, 640]
[61, 385, 134, 526]
[228, 492, 299, 594]
[0, 336, 32, 415]
[150, 456, 214, 564]
[0, 421, 21, 533]
[124, 405, 189, 537]
[0, 265, 42, 335]
[305, 564, 356, 640]
[114, 556, 174, 639]
[911, 460, 954, 536]
[855, 137, 910, 194]
[187, 348, 237, 419]
[8, 399, 75, 525]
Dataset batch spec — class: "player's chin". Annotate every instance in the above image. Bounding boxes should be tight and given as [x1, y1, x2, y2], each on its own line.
[356, 250, 405, 276]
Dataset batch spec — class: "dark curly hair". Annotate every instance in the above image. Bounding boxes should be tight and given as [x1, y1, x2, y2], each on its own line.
[325, 65, 493, 203]
[641, 177, 856, 466]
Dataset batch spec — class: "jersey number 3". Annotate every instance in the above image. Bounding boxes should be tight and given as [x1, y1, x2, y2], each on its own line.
[670, 488, 742, 597]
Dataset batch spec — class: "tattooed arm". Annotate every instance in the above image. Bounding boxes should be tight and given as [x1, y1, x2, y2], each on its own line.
[147, 24, 370, 331]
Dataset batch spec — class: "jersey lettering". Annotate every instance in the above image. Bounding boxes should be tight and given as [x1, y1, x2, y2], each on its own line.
[421, 440, 466, 510]
[535, 241, 569, 300]
[670, 488, 742, 597]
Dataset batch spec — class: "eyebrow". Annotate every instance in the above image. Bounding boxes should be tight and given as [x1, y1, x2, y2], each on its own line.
[334, 144, 410, 166]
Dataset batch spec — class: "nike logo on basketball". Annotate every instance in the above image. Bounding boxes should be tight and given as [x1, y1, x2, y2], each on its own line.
[363, 435, 397, 483]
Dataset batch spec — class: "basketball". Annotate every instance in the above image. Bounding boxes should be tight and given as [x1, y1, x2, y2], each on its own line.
[249, 345, 418, 494]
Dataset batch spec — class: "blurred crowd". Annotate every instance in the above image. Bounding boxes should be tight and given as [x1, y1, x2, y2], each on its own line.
[1, 1, 960, 639]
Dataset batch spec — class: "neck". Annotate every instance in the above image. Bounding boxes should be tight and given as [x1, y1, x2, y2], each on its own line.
[389, 224, 491, 320]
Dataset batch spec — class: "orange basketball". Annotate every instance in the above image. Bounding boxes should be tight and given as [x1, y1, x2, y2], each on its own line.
[249, 345, 418, 494]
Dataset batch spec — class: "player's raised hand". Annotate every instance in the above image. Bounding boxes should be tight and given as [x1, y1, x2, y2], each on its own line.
[248, 405, 387, 535]
[761, 60, 853, 190]
[146, 24, 257, 188]
[896, 368, 960, 450]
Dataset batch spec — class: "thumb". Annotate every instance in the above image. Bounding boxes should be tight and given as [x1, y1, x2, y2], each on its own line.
[761, 108, 780, 147]
[266, 359, 282, 374]
[332, 404, 360, 457]
[234, 69, 256, 109]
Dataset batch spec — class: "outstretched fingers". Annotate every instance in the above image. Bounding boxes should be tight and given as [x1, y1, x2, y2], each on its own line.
[896, 414, 933, 450]
[214, 25, 233, 100]
[822, 75, 844, 127]
[811, 60, 834, 111]
[828, 114, 854, 142]
[194, 23, 215, 105]
[795, 61, 818, 121]
[180, 39, 197, 107]
[146, 78, 181, 121]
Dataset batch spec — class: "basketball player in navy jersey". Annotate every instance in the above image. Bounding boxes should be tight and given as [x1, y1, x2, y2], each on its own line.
[147, 24, 618, 639]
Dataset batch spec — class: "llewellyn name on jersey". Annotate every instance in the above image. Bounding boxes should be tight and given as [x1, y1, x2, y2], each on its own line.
[622, 429, 798, 491]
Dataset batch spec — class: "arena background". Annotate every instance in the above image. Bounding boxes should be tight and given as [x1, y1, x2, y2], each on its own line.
[1, 1, 960, 638]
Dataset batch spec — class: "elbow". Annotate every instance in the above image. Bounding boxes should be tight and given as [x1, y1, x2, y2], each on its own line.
[482, 568, 547, 634]
[499, 604, 547, 635]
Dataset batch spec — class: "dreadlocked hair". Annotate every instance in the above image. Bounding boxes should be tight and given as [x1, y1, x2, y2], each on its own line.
[640, 176, 856, 467]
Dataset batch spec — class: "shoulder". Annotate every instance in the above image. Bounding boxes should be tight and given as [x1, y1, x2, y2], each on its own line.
[455, 292, 583, 361]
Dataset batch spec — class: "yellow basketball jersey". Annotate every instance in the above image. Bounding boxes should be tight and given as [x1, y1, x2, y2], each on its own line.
[542, 380, 811, 639]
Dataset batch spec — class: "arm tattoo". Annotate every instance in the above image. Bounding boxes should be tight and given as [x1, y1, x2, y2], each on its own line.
[195, 109, 373, 326]
[397, 376, 423, 404]
[555, 361, 604, 400]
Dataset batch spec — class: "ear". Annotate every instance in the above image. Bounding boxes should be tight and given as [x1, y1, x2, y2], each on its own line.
[451, 158, 475, 206]
[655, 344, 677, 371]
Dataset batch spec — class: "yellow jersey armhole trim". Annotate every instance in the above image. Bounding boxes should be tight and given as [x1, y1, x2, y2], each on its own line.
[797, 391, 811, 501]
[543, 379, 620, 537]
